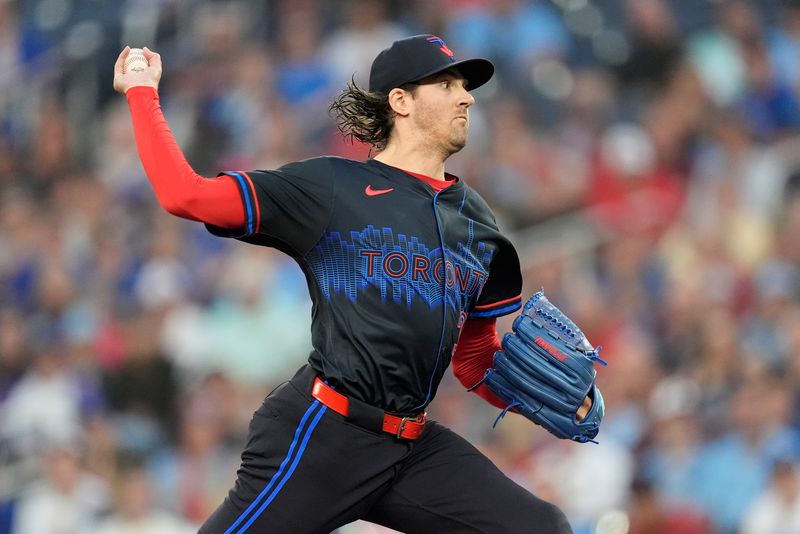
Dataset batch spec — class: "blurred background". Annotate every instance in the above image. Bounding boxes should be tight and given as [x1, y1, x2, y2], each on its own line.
[1, 0, 800, 532]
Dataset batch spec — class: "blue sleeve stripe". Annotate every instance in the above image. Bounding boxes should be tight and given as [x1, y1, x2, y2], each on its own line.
[226, 171, 254, 235]
[470, 301, 522, 318]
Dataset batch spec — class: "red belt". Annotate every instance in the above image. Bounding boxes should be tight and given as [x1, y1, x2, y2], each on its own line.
[311, 377, 427, 440]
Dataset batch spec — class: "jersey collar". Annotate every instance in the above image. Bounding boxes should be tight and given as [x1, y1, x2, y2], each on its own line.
[367, 159, 463, 195]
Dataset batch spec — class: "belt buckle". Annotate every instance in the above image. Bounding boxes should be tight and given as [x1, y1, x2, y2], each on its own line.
[396, 416, 412, 439]
[396, 412, 427, 439]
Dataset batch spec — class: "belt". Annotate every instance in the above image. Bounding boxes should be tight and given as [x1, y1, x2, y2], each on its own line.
[311, 377, 427, 440]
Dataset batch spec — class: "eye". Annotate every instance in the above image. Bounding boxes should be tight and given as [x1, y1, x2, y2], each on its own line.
[441, 80, 450, 89]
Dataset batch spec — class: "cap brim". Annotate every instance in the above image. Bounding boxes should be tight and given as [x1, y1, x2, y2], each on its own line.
[409, 58, 494, 92]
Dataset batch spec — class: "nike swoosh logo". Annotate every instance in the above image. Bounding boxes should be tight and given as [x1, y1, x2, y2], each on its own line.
[365, 185, 394, 197]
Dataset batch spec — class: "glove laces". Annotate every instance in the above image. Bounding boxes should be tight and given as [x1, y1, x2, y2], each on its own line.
[492, 401, 523, 428]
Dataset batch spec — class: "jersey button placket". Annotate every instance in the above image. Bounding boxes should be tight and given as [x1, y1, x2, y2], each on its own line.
[414, 192, 450, 412]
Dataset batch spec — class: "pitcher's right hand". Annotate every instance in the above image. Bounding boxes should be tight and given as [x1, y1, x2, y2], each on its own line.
[113, 46, 162, 95]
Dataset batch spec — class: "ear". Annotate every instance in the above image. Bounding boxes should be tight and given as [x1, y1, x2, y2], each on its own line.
[387, 87, 412, 117]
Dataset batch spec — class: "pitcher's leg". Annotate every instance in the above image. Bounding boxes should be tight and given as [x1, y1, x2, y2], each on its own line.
[200, 376, 410, 534]
[199, 384, 336, 534]
[364, 421, 572, 534]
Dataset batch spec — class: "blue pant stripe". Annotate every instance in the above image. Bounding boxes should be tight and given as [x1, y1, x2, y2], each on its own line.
[223, 401, 322, 534]
[235, 405, 328, 533]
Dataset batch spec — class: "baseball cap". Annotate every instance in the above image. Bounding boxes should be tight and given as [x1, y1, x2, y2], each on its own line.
[369, 35, 494, 94]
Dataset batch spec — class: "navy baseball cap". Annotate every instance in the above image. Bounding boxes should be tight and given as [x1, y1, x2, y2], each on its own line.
[369, 35, 494, 94]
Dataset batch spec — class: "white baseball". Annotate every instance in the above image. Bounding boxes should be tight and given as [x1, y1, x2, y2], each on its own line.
[124, 48, 149, 73]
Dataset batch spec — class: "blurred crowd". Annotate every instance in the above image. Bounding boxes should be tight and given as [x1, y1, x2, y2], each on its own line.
[2, 0, 800, 532]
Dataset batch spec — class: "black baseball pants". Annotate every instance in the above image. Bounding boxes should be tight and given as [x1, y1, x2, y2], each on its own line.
[199, 365, 572, 534]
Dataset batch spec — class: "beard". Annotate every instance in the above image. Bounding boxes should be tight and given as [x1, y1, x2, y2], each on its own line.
[448, 124, 468, 154]
[413, 103, 469, 157]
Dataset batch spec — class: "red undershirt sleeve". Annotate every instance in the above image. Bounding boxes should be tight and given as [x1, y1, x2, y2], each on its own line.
[451, 317, 509, 410]
[125, 86, 244, 228]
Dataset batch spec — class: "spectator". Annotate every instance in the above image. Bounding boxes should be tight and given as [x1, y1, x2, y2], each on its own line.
[90, 459, 195, 534]
[446, 0, 569, 87]
[640, 377, 706, 510]
[587, 122, 685, 238]
[767, 0, 800, 89]
[1, 348, 86, 454]
[693, 373, 800, 532]
[148, 400, 238, 525]
[322, 0, 407, 88]
[0, 308, 28, 403]
[740, 39, 800, 140]
[741, 459, 800, 534]
[615, 0, 684, 105]
[686, 0, 762, 107]
[12, 444, 109, 534]
[627, 478, 713, 534]
[103, 312, 179, 454]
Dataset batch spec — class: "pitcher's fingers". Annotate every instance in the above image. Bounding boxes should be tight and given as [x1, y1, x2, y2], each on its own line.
[576, 395, 592, 422]
[142, 47, 161, 67]
[114, 46, 130, 76]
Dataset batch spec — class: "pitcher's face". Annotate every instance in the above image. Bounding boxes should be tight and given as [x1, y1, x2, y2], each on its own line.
[409, 70, 475, 156]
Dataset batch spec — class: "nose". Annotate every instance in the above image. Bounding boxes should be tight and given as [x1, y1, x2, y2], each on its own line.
[459, 85, 475, 108]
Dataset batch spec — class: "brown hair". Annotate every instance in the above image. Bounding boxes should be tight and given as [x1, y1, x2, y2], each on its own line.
[328, 78, 416, 151]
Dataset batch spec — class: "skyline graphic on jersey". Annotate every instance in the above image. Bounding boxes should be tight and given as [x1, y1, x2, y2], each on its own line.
[306, 223, 493, 312]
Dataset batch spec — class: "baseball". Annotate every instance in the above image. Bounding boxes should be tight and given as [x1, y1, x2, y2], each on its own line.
[124, 48, 149, 73]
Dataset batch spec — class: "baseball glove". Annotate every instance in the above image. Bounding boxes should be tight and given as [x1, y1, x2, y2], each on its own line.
[476, 290, 607, 443]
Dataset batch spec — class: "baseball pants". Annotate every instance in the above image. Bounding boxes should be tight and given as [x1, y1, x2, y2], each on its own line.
[199, 365, 572, 533]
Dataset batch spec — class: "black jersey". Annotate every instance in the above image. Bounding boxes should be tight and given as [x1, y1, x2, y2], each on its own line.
[207, 157, 522, 414]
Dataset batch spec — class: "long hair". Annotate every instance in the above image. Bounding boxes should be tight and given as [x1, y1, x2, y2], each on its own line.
[328, 78, 415, 151]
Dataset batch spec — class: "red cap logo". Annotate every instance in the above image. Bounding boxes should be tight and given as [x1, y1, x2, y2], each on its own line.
[426, 36, 454, 59]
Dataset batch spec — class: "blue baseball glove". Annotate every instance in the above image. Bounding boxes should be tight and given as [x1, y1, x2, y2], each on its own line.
[478, 290, 607, 443]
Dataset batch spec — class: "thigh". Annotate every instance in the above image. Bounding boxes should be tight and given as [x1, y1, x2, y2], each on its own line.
[364, 422, 572, 534]
[200, 379, 409, 534]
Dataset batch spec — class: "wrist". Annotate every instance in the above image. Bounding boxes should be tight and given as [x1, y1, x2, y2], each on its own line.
[125, 85, 158, 100]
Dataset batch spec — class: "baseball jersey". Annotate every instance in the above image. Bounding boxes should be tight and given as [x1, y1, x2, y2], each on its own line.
[207, 157, 522, 414]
